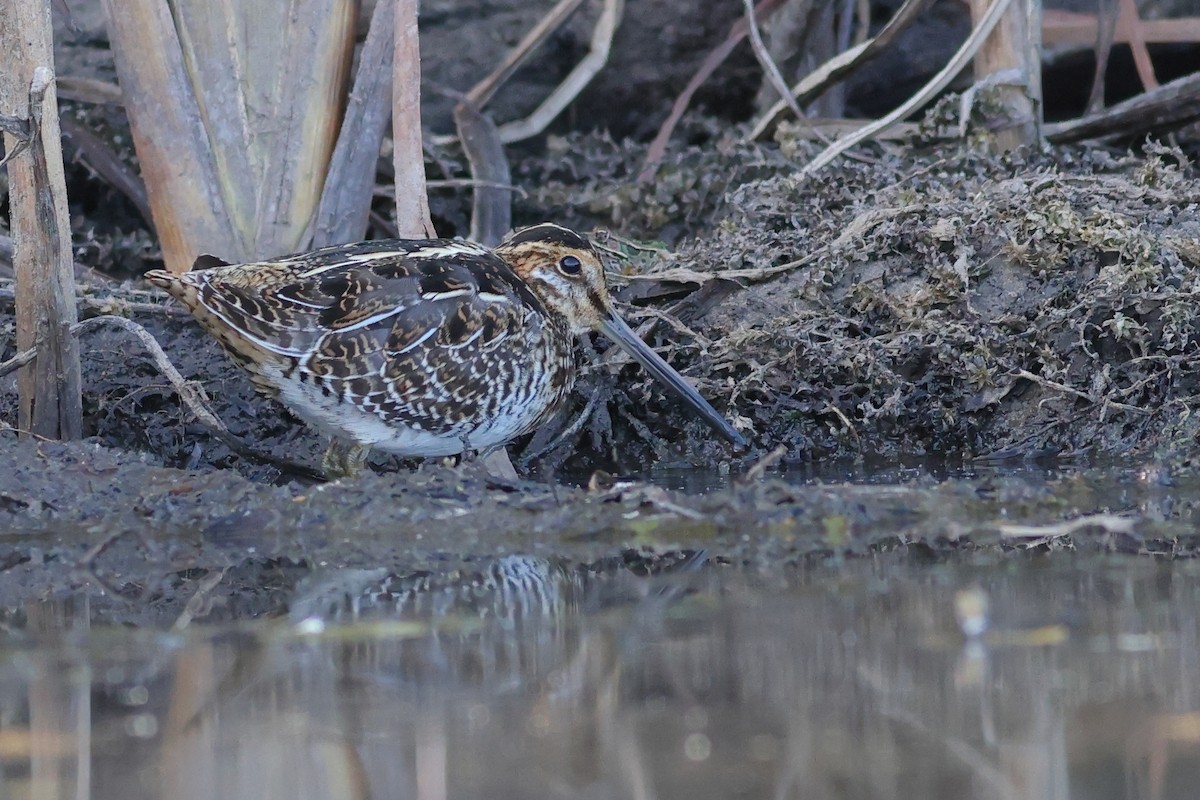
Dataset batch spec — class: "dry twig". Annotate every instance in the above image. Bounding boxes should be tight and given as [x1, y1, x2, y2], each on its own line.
[749, 0, 934, 140]
[1014, 368, 1149, 417]
[54, 76, 122, 105]
[998, 513, 1138, 540]
[466, 0, 586, 109]
[801, 0, 1016, 175]
[431, 0, 622, 148]
[495, 0, 624, 144]
[737, 444, 786, 484]
[1046, 70, 1200, 143]
[742, 0, 809, 134]
[640, 0, 787, 181]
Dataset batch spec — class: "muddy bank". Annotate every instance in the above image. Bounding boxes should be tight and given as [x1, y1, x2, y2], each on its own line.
[5, 7, 1200, 625]
[4, 130, 1200, 632]
[512, 133, 1200, 470]
[0, 433, 1194, 626]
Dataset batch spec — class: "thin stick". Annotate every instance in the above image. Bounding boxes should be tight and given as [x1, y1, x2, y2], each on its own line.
[0, 315, 327, 479]
[640, 0, 787, 181]
[494, 0, 624, 143]
[801, 0, 1016, 175]
[0, 281, 189, 317]
[741, 0, 810, 132]
[54, 76, 122, 105]
[466, 0, 586, 108]
[1015, 368, 1149, 416]
[393, 0, 435, 237]
[372, 179, 524, 195]
[749, 0, 934, 140]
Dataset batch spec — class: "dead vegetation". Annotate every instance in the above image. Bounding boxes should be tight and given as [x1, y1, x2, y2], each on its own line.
[3, 0, 1200, 479]
[517, 125, 1200, 467]
[7, 116, 1197, 478]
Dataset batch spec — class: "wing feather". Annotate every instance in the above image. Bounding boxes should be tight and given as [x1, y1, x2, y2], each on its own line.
[171, 237, 556, 432]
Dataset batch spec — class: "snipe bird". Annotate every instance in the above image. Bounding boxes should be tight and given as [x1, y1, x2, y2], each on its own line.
[146, 224, 746, 476]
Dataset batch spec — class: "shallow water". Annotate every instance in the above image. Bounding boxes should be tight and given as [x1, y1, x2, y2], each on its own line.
[4, 551, 1200, 800]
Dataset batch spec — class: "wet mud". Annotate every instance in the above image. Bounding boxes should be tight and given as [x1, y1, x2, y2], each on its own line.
[0, 429, 1196, 626]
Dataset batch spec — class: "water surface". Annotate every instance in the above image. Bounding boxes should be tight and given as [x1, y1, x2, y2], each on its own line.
[3, 552, 1200, 800]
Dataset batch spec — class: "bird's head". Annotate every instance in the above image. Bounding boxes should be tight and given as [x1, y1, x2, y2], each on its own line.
[495, 223, 612, 336]
[496, 224, 747, 449]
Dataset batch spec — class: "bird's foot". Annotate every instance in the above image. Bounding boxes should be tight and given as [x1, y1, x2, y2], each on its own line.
[322, 439, 369, 479]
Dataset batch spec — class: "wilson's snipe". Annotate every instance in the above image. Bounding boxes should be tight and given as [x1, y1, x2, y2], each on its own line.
[146, 224, 745, 475]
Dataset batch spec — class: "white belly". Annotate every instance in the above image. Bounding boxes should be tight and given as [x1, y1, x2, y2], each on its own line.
[261, 362, 559, 458]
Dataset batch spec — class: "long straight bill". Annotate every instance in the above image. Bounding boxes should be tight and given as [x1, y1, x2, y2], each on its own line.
[599, 313, 747, 448]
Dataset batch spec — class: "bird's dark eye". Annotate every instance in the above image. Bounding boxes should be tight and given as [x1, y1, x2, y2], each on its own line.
[558, 255, 582, 275]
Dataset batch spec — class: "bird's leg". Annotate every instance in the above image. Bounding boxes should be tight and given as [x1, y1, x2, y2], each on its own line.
[457, 433, 476, 463]
[322, 438, 369, 479]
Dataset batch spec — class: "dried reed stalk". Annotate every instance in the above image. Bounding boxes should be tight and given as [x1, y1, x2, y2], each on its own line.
[0, 0, 82, 438]
[393, 0, 435, 238]
[968, 0, 1042, 151]
[102, 0, 357, 271]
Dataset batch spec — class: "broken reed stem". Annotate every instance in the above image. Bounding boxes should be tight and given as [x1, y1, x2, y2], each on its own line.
[0, 0, 83, 441]
[455, 98, 512, 246]
[312, 0, 396, 247]
[392, 0, 435, 238]
[100, 0, 235, 273]
[967, 0, 1042, 150]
